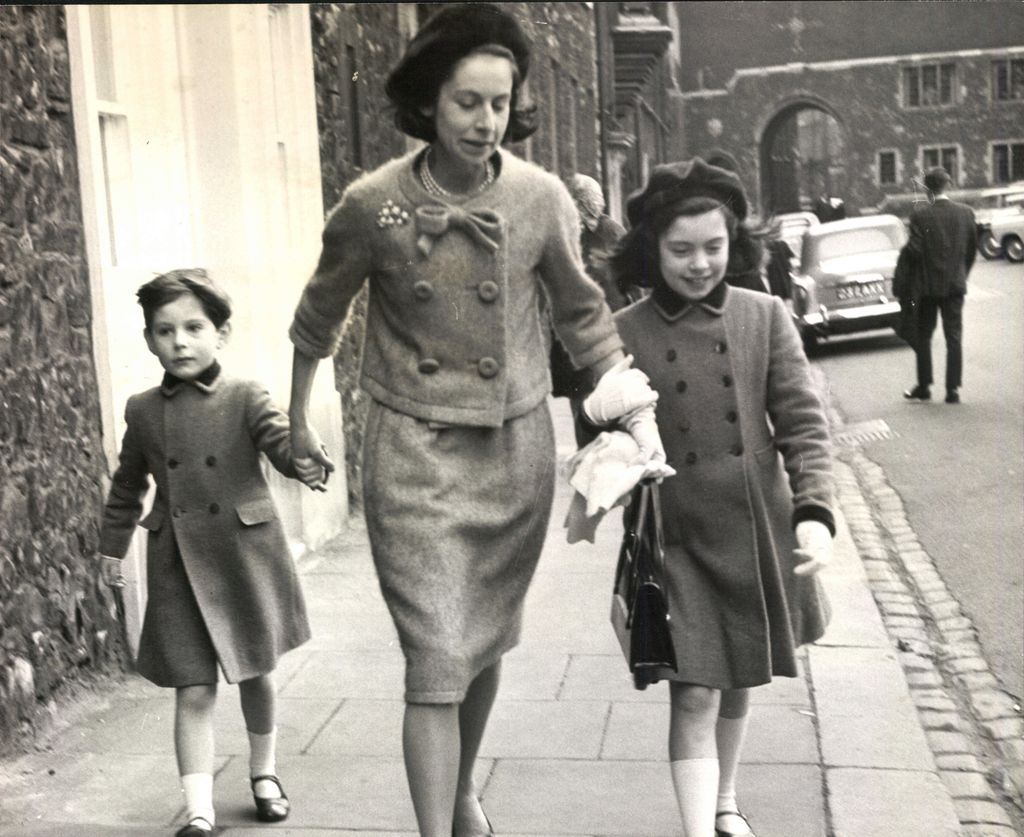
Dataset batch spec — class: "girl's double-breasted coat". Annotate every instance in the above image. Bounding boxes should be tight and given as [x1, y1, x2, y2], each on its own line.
[99, 373, 310, 687]
[614, 284, 833, 689]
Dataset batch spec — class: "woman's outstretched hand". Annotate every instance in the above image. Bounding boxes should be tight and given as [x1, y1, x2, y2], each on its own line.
[291, 421, 335, 492]
[793, 520, 833, 576]
[582, 354, 658, 424]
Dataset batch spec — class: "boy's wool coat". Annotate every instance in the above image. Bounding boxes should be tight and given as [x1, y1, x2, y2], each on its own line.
[99, 375, 310, 685]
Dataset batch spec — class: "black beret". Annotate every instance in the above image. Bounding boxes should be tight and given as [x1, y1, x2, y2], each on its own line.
[386, 3, 531, 111]
[626, 157, 749, 227]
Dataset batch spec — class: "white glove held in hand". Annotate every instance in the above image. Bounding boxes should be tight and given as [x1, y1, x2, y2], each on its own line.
[793, 519, 833, 576]
[582, 355, 658, 424]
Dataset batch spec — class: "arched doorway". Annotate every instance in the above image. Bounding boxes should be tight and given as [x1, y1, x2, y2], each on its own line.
[760, 103, 847, 216]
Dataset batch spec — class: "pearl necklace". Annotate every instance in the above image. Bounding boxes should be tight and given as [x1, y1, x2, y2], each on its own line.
[420, 146, 495, 198]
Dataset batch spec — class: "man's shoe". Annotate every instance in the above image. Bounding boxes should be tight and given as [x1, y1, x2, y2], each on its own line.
[903, 385, 931, 401]
[946, 389, 961, 404]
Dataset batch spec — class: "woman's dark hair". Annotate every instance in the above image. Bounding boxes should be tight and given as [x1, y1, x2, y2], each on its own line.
[385, 4, 538, 143]
[611, 196, 764, 289]
[137, 269, 232, 330]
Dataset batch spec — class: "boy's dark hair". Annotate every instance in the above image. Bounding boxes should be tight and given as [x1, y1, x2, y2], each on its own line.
[137, 269, 232, 330]
[611, 196, 763, 289]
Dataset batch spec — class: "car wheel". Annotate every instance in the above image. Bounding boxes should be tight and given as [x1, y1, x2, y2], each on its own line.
[979, 230, 1004, 260]
[1003, 235, 1024, 263]
[801, 330, 820, 356]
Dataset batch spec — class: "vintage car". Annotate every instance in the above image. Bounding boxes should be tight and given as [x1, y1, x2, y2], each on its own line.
[771, 211, 820, 272]
[980, 210, 1024, 263]
[790, 214, 906, 351]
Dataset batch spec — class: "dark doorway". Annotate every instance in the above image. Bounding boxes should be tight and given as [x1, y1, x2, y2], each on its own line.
[761, 105, 846, 215]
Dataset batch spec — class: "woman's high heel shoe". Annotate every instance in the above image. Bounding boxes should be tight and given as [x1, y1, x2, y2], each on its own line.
[251, 774, 290, 822]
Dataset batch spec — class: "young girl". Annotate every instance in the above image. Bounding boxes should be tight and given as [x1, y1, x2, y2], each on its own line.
[606, 159, 835, 837]
[98, 269, 322, 836]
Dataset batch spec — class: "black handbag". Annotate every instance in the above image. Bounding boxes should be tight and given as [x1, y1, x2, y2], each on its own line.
[610, 479, 677, 690]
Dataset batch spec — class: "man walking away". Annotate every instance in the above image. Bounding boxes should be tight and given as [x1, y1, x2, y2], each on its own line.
[903, 167, 976, 404]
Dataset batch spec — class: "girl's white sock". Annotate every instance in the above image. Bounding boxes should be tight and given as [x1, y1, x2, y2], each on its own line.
[248, 727, 280, 798]
[716, 713, 750, 816]
[180, 772, 215, 829]
[671, 757, 719, 837]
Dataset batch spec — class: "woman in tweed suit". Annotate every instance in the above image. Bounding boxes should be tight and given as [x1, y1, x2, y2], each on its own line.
[286, 6, 658, 836]
[604, 160, 835, 837]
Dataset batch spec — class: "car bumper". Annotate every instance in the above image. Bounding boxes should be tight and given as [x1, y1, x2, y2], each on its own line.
[798, 300, 902, 335]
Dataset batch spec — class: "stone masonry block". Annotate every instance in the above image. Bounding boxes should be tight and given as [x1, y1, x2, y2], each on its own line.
[953, 798, 1014, 827]
[926, 730, 975, 755]
[940, 769, 996, 800]
[982, 717, 1024, 741]
[968, 690, 1022, 722]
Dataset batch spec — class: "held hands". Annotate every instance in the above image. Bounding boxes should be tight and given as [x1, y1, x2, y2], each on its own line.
[582, 355, 659, 424]
[291, 421, 335, 493]
[793, 520, 833, 576]
[100, 556, 125, 588]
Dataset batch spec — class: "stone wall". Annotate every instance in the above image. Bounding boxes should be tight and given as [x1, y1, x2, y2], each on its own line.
[0, 4, 120, 752]
[310, 3, 599, 511]
[683, 52, 1024, 216]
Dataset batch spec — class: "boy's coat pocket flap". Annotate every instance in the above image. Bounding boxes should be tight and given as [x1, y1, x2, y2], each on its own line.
[236, 499, 278, 526]
[139, 509, 165, 531]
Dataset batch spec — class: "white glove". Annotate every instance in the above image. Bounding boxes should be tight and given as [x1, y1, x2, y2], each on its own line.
[793, 519, 833, 576]
[582, 355, 658, 424]
[623, 404, 675, 481]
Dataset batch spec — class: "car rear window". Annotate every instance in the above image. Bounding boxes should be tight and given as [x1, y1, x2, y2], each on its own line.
[815, 228, 901, 261]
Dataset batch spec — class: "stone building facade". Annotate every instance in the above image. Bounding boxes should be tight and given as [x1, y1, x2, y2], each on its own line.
[0, 4, 121, 750]
[674, 1, 1024, 216]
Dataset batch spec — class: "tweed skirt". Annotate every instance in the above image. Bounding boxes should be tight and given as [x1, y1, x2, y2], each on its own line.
[362, 398, 556, 703]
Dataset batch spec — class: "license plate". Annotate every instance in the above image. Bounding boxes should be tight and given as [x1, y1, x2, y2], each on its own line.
[836, 281, 883, 301]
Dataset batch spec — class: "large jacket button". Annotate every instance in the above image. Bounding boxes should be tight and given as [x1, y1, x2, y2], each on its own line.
[722, 374, 733, 387]
[726, 410, 738, 423]
[715, 341, 728, 354]
[172, 507, 185, 518]
[676, 380, 687, 394]
[208, 503, 220, 514]
[413, 280, 434, 301]
[666, 349, 677, 362]
[478, 280, 500, 302]
[730, 444, 744, 457]
[678, 420, 691, 433]
[477, 357, 500, 378]
[205, 455, 217, 467]
[684, 451, 698, 465]
[418, 358, 440, 374]
[167, 458, 179, 469]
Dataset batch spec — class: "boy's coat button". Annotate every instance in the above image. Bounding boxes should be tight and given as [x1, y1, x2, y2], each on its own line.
[208, 503, 220, 514]
[168, 458, 179, 469]
[206, 456, 217, 467]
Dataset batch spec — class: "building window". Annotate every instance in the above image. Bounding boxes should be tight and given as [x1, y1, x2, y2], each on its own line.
[903, 63, 956, 108]
[878, 150, 898, 186]
[992, 141, 1024, 183]
[992, 58, 1024, 102]
[921, 145, 959, 184]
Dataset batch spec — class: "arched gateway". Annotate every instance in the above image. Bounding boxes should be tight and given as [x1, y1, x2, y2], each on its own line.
[760, 101, 847, 216]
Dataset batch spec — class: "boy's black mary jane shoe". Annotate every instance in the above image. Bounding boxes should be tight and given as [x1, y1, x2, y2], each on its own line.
[175, 817, 214, 837]
[251, 774, 290, 822]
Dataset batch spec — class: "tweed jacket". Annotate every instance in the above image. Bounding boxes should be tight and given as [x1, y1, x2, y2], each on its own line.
[907, 197, 977, 296]
[99, 373, 310, 684]
[290, 148, 622, 428]
[613, 285, 833, 686]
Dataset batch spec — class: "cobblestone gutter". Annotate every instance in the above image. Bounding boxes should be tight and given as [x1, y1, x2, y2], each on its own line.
[833, 430, 1024, 835]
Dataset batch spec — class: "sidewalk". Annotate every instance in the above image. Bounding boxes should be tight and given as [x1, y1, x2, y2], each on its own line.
[0, 398, 963, 836]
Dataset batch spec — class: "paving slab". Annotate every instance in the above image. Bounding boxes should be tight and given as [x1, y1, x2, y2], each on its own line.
[828, 767, 961, 836]
[810, 645, 936, 770]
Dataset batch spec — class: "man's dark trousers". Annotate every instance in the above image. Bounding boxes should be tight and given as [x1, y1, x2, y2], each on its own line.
[915, 293, 964, 391]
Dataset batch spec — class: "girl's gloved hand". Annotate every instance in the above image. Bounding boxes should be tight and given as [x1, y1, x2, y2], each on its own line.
[582, 355, 658, 424]
[793, 520, 833, 576]
[623, 404, 675, 481]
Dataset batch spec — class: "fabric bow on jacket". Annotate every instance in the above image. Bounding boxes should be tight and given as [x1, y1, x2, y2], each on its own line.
[415, 204, 503, 256]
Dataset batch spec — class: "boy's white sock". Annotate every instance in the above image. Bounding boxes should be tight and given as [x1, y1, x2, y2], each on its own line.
[671, 757, 719, 837]
[180, 772, 215, 829]
[248, 727, 280, 798]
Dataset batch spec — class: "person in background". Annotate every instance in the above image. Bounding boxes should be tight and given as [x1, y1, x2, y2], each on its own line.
[98, 270, 321, 836]
[902, 166, 976, 404]
[284, 6, 657, 834]
[601, 158, 835, 837]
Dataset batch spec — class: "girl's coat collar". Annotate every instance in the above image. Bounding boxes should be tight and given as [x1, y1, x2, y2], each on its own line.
[651, 280, 730, 322]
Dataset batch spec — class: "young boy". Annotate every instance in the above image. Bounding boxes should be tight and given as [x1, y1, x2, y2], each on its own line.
[99, 269, 324, 836]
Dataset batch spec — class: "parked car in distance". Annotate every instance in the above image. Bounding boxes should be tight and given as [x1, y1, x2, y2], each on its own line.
[770, 211, 820, 272]
[790, 214, 906, 352]
[982, 211, 1024, 263]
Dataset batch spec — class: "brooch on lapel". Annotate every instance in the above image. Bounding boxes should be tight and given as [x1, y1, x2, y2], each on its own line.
[376, 199, 411, 229]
